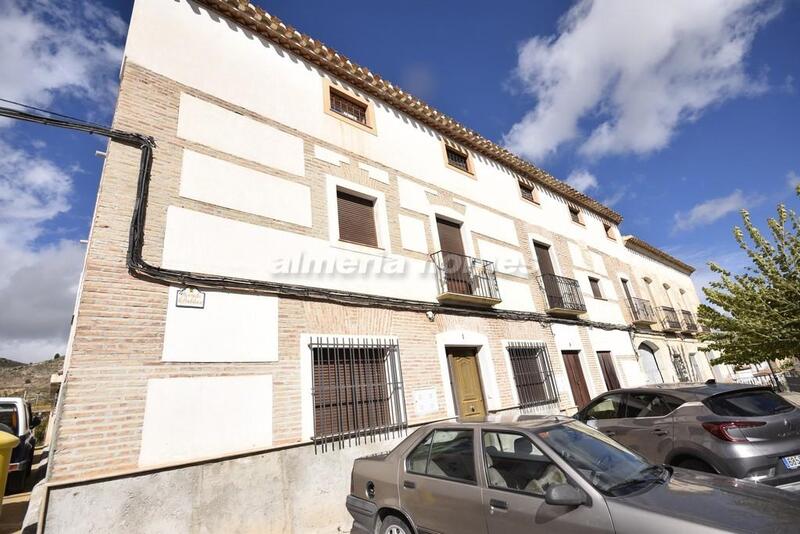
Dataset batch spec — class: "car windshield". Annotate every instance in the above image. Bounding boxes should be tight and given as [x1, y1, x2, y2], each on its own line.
[0, 403, 19, 435]
[536, 421, 666, 497]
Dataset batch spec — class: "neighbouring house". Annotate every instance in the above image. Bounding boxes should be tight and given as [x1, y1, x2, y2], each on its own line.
[43, 0, 713, 531]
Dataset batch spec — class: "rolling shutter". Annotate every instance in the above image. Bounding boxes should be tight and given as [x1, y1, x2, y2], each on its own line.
[436, 217, 465, 254]
[337, 190, 378, 247]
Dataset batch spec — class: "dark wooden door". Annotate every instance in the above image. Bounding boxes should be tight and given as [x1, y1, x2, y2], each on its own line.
[437, 217, 471, 295]
[562, 350, 591, 408]
[534, 242, 560, 307]
[597, 351, 621, 391]
[620, 279, 633, 301]
[447, 347, 486, 419]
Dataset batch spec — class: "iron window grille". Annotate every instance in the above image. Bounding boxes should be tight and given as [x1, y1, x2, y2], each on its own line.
[671, 352, 690, 382]
[568, 205, 582, 224]
[329, 89, 368, 125]
[446, 146, 470, 172]
[506, 341, 559, 408]
[310, 336, 407, 452]
[520, 183, 536, 202]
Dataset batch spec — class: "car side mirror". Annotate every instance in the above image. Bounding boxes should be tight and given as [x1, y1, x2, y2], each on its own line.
[544, 484, 585, 507]
[31, 415, 41, 428]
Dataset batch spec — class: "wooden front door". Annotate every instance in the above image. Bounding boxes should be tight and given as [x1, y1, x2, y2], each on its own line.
[436, 217, 471, 295]
[448, 347, 486, 419]
[597, 351, 621, 391]
[561, 350, 591, 408]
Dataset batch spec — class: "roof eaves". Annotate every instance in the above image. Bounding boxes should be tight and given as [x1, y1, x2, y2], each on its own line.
[623, 235, 695, 274]
[194, 0, 623, 224]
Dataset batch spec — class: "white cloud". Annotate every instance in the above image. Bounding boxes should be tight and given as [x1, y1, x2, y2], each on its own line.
[787, 170, 800, 189]
[672, 189, 764, 232]
[503, 0, 779, 161]
[0, 141, 86, 363]
[565, 169, 598, 192]
[0, 0, 125, 125]
[0, 0, 125, 361]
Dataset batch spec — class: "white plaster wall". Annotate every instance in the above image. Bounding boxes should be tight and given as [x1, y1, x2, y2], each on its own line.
[162, 207, 438, 302]
[124, 0, 625, 268]
[495, 278, 537, 312]
[176, 93, 304, 176]
[398, 214, 428, 254]
[179, 149, 311, 227]
[162, 286, 279, 362]
[477, 239, 528, 278]
[124, 0, 700, 317]
[138, 375, 273, 467]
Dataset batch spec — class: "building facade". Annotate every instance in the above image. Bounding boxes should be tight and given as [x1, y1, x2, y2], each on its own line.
[43, 0, 712, 531]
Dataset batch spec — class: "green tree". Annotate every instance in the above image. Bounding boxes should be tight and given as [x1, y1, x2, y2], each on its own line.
[698, 186, 800, 366]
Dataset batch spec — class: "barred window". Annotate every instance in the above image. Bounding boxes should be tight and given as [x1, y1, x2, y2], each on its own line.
[520, 182, 536, 203]
[507, 341, 559, 408]
[446, 146, 470, 173]
[311, 337, 406, 451]
[568, 205, 582, 224]
[330, 89, 368, 125]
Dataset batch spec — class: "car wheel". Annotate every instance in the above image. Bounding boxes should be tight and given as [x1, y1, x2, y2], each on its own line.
[677, 458, 715, 473]
[380, 515, 411, 534]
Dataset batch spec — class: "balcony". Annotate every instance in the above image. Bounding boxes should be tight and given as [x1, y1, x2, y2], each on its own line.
[681, 310, 699, 333]
[539, 274, 586, 316]
[659, 306, 683, 332]
[431, 250, 501, 306]
[627, 297, 657, 326]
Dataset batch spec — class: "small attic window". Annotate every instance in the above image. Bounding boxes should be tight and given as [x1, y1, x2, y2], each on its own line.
[323, 79, 375, 133]
[520, 182, 537, 203]
[330, 89, 367, 125]
[568, 205, 583, 225]
[442, 141, 473, 176]
[604, 222, 615, 240]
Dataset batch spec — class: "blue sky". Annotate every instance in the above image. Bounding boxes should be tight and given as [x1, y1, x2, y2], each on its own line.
[0, 0, 798, 361]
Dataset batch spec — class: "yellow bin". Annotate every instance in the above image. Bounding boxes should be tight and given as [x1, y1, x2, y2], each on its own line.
[0, 430, 20, 512]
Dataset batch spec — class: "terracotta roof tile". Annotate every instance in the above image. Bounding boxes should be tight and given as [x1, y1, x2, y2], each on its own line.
[194, 0, 624, 224]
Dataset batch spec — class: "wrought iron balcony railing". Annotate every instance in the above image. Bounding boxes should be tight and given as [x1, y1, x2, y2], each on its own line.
[659, 306, 683, 331]
[628, 297, 657, 325]
[430, 250, 501, 305]
[681, 310, 699, 332]
[539, 273, 586, 314]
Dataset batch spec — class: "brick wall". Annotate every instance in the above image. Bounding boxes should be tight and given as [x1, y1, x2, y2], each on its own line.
[50, 60, 683, 483]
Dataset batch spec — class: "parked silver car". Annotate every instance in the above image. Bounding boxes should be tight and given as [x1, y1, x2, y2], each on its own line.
[347, 415, 800, 534]
[574, 381, 800, 490]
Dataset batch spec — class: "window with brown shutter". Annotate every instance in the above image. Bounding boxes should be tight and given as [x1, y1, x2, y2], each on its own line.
[589, 277, 603, 299]
[337, 190, 378, 247]
[310, 337, 406, 451]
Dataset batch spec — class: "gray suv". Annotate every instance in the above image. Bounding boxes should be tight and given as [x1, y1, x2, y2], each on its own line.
[574, 381, 800, 490]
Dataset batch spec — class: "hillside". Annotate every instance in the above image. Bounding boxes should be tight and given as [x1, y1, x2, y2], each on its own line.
[0, 357, 23, 369]
[0, 358, 63, 404]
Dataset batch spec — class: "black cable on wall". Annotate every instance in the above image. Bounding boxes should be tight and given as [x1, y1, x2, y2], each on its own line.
[0, 104, 636, 332]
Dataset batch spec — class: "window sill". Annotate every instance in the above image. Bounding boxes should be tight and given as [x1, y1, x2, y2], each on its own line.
[333, 239, 389, 257]
[445, 163, 476, 179]
[325, 108, 377, 135]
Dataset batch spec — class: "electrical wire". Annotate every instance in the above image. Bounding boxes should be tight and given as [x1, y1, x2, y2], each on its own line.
[0, 103, 638, 332]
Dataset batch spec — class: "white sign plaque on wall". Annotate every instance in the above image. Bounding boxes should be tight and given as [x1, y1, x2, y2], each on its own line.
[176, 287, 206, 309]
[413, 388, 439, 417]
